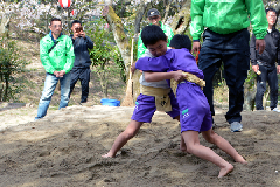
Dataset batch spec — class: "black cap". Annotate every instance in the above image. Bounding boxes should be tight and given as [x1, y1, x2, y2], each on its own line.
[266, 7, 277, 14]
[147, 8, 160, 17]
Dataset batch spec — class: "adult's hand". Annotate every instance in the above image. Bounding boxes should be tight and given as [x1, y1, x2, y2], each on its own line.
[60, 70, 65, 77]
[252, 64, 259, 72]
[72, 32, 79, 40]
[80, 31, 86, 39]
[54, 71, 60, 77]
[277, 65, 280, 74]
[256, 39, 265, 54]
[193, 41, 201, 55]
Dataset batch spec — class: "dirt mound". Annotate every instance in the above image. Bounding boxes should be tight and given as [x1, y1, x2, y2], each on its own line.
[0, 106, 280, 186]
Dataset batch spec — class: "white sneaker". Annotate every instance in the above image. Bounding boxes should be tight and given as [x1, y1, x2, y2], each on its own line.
[272, 108, 280, 112]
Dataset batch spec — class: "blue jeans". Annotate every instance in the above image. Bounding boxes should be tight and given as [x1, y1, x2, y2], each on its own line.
[35, 72, 71, 119]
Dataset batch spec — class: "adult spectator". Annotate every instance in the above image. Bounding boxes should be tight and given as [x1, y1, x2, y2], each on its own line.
[35, 18, 75, 120]
[69, 20, 93, 104]
[251, 8, 280, 111]
[190, 0, 267, 132]
[137, 8, 174, 59]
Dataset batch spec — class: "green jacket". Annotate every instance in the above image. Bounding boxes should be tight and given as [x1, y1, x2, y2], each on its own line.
[40, 34, 75, 74]
[190, 0, 268, 40]
[137, 21, 174, 59]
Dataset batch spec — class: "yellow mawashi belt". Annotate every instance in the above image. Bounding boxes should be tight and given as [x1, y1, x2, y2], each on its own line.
[170, 72, 205, 97]
[140, 84, 173, 112]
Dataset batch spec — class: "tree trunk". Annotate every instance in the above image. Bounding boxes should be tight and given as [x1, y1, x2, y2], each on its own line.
[171, 1, 191, 34]
[5, 73, 8, 102]
[0, 66, 2, 102]
[103, 6, 132, 73]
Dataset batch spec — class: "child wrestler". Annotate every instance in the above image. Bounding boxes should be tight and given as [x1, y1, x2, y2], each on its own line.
[102, 32, 187, 159]
[136, 26, 247, 178]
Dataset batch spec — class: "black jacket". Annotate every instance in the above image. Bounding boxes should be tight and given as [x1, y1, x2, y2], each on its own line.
[250, 28, 280, 69]
[70, 34, 93, 68]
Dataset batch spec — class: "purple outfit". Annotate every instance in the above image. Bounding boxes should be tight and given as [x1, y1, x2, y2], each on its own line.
[132, 49, 180, 123]
[136, 49, 212, 132]
[131, 89, 180, 123]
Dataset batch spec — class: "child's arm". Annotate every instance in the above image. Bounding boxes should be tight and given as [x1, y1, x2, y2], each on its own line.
[145, 70, 186, 82]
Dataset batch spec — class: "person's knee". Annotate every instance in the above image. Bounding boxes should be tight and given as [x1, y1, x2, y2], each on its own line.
[203, 130, 217, 144]
[61, 92, 70, 99]
[41, 91, 53, 101]
[186, 144, 208, 154]
[123, 128, 138, 140]
[186, 145, 195, 154]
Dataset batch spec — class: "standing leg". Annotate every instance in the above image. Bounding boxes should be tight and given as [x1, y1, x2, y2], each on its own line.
[202, 129, 247, 164]
[222, 29, 250, 124]
[69, 68, 79, 99]
[223, 53, 248, 123]
[267, 67, 278, 110]
[198, 50, 222, 118]
[80, 68, 90, 103]
[59, 72, 71, 110]
[35, 73, 58, 119]
[103, 94, 157, 158]
[167, 89, 186, 151]
[256, 64, 267, 110]
[181, 131, 233, 178]
[102, 119, 144, 158]
[173, 115, 187, 152]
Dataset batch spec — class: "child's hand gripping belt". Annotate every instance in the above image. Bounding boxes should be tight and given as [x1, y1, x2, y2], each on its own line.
[170, 72, 205, 97]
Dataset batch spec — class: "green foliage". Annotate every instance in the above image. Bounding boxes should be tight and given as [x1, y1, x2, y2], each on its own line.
[0, 39, 28, 102]
[87, 19, 126, 97]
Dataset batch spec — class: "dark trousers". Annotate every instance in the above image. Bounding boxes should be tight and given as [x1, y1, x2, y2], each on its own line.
[69, 68, 91, 103]
[256, 64, 278, 110]
[198, 28, 250, 124]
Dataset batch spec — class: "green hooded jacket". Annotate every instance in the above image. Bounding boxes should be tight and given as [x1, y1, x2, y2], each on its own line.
[40, 34, 75, 74]
[190, 0, 268, 40]
[137, 21, 174, 59]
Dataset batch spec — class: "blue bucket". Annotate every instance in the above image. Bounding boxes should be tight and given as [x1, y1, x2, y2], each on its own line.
[100, 98, 120, 106]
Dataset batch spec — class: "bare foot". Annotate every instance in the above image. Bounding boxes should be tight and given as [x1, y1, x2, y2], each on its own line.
[102, 152, 116, 158]
[218, 163, 233, 178]
[234, 154, 247, 165]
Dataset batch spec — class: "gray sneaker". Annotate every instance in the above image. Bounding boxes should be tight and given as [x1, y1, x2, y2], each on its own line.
[230, 122, 243, 132]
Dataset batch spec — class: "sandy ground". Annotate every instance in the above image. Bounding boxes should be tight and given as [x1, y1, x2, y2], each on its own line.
[0, 105, 280, 187]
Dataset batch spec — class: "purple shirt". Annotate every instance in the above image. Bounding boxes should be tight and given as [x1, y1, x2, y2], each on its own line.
[135, 48, 204, 79]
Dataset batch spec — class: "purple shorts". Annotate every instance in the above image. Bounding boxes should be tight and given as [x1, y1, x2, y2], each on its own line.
[176, 82, 212, 133]
[131, 89, 180, 123]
